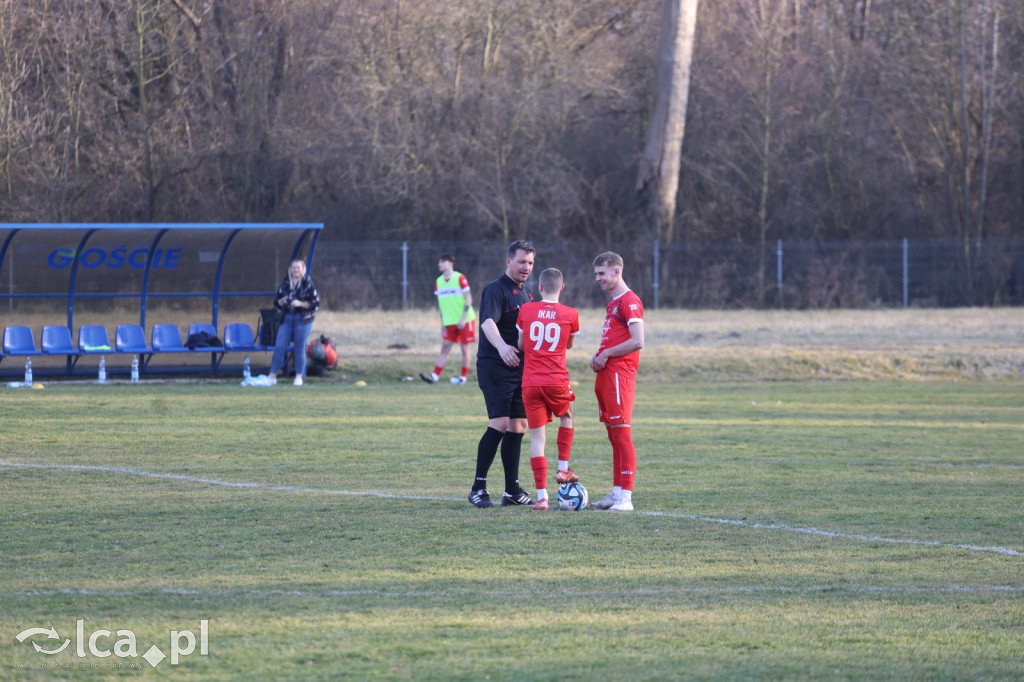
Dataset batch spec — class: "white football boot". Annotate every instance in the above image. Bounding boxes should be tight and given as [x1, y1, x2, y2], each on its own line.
[592, 490, 619, 510]
[609, 491, 633, 512]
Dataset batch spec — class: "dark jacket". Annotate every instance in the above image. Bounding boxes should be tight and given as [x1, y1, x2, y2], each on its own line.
[275, 274, 320, 322]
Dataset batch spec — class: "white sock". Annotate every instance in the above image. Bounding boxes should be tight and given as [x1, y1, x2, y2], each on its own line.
[557, 462, 568, 473]
[431, 372, 439, 381]
[612, 486, 622, 498]
[537, 489, 548, 501]
[619, 489, 632, 502]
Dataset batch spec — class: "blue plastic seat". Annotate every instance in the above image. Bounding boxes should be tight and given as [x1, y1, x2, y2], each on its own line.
[3, 326, 42, 356]
[115, 324, 153, 354]
[151, 324, 189, 352]
[42, 326, 80, 356]
[78, 325, 112, 354]
[40, 325, 81, 370]
[223, 323, 261, 351]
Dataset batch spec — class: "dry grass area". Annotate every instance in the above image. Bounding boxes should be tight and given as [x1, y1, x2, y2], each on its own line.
[314, 307, 1024, 381]
[5, 307, 1021, 381]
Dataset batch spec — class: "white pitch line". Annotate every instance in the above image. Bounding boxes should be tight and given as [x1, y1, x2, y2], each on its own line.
[3, 460, 1022, 558]
[642, 511, 1024, 557]
[0, 460, 449, 501]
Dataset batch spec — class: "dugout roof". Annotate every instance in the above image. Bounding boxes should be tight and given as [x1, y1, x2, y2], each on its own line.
[0, 223, 322, 331]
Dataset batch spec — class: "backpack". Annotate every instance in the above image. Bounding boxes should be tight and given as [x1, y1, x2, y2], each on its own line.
[306, 334, 338, 375]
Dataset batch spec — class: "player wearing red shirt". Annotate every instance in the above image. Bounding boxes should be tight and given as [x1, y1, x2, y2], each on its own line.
[589, 251, 645, 511]
[516, 268, 581, 510]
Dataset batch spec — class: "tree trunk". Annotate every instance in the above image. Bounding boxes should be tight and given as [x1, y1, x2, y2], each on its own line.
[133, 0, 157, 221]
[636, 0, 700, 248]
[976, 9, 999, 276]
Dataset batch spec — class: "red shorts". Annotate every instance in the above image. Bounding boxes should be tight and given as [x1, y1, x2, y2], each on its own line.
[523, 384, 576, 429]
[594, 370, 635, 426]
[442, 319, 476, 344]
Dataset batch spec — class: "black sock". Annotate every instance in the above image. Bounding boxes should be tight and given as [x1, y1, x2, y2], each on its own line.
[473, 427, 504, 490]
[500, 431, 524, 494]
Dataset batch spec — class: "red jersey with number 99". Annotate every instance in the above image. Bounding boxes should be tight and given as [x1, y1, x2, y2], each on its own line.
[516, 301, 580, 387]
[598, 289, 644, 378]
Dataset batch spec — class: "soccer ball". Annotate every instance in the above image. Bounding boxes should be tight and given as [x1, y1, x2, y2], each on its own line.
[556, 482, 588, 511]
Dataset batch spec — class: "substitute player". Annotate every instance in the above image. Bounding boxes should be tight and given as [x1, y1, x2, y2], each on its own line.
[589, 251, 645, 511]
[420, 253, 476, 385]
[516, 268, 581, 510]
[468, 240, 537, 508]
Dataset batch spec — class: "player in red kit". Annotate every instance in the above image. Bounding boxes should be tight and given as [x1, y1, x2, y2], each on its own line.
[516, 268, 581, 510]
[589, 251, 645, 511]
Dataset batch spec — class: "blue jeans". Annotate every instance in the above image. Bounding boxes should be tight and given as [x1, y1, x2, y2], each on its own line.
[270, 312, 313, 378]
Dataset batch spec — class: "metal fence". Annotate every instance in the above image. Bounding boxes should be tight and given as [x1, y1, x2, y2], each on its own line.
[311, 238, 1024, 311]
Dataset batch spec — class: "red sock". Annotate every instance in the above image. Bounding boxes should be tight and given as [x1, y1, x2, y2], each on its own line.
[530, 455, 547, 491]
[556, 427, 573, 464]
[433, 365, 444, 378]
[606, 427, 620, 488]
[460, 366, 470, 378]
[609, 426, 636, 491]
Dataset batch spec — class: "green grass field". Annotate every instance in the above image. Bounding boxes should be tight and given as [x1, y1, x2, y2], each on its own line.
[1, 309, 1022, 680]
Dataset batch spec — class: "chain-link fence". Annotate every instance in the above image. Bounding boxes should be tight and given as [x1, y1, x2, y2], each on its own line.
[312, 238, 1024, 311]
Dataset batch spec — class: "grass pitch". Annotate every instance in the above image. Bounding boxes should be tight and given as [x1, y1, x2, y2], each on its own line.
[1, 308, 1022, 680]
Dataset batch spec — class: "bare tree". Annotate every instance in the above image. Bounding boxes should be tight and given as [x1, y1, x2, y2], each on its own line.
[879, 0, 1009, 302]
[1, 0, 1021, 269]
[636, 0, 700, 248]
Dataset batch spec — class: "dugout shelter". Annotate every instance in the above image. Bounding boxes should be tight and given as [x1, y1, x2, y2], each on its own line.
[0, 223, 322, 377]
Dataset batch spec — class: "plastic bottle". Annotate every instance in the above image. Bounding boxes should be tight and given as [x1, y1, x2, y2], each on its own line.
[98, 355, 107, 384]
[24, 357, 32, 386]
[131, 355, 139, 383]
[243, 354, 251, 380]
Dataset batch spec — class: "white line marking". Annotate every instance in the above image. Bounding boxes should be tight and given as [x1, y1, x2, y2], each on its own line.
[3, 460, 1021, 557]
[0, 460, 449, 501]
[642, 511, 1024, 556]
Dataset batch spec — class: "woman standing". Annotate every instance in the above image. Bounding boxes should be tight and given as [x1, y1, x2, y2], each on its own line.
[268, 259, 320, 386]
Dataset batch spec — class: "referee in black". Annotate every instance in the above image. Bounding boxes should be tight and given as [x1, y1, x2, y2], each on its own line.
[468, 239, 537, 508]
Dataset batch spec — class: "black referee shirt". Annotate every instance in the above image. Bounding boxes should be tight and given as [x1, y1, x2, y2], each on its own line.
[476, 273, 533, 361]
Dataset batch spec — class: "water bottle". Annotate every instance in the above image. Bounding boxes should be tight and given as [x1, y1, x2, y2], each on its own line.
[131, 355, 139, 383]
[98, 355, 107, 384]
[243, 354, 251, 380]
[24, 357, 32, 386]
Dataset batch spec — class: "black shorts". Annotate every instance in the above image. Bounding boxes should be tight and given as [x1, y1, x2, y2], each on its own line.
[476, 357, 526, 420]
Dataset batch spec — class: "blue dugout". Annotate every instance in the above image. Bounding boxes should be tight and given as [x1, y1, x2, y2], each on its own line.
[0, 223, 322, 375]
